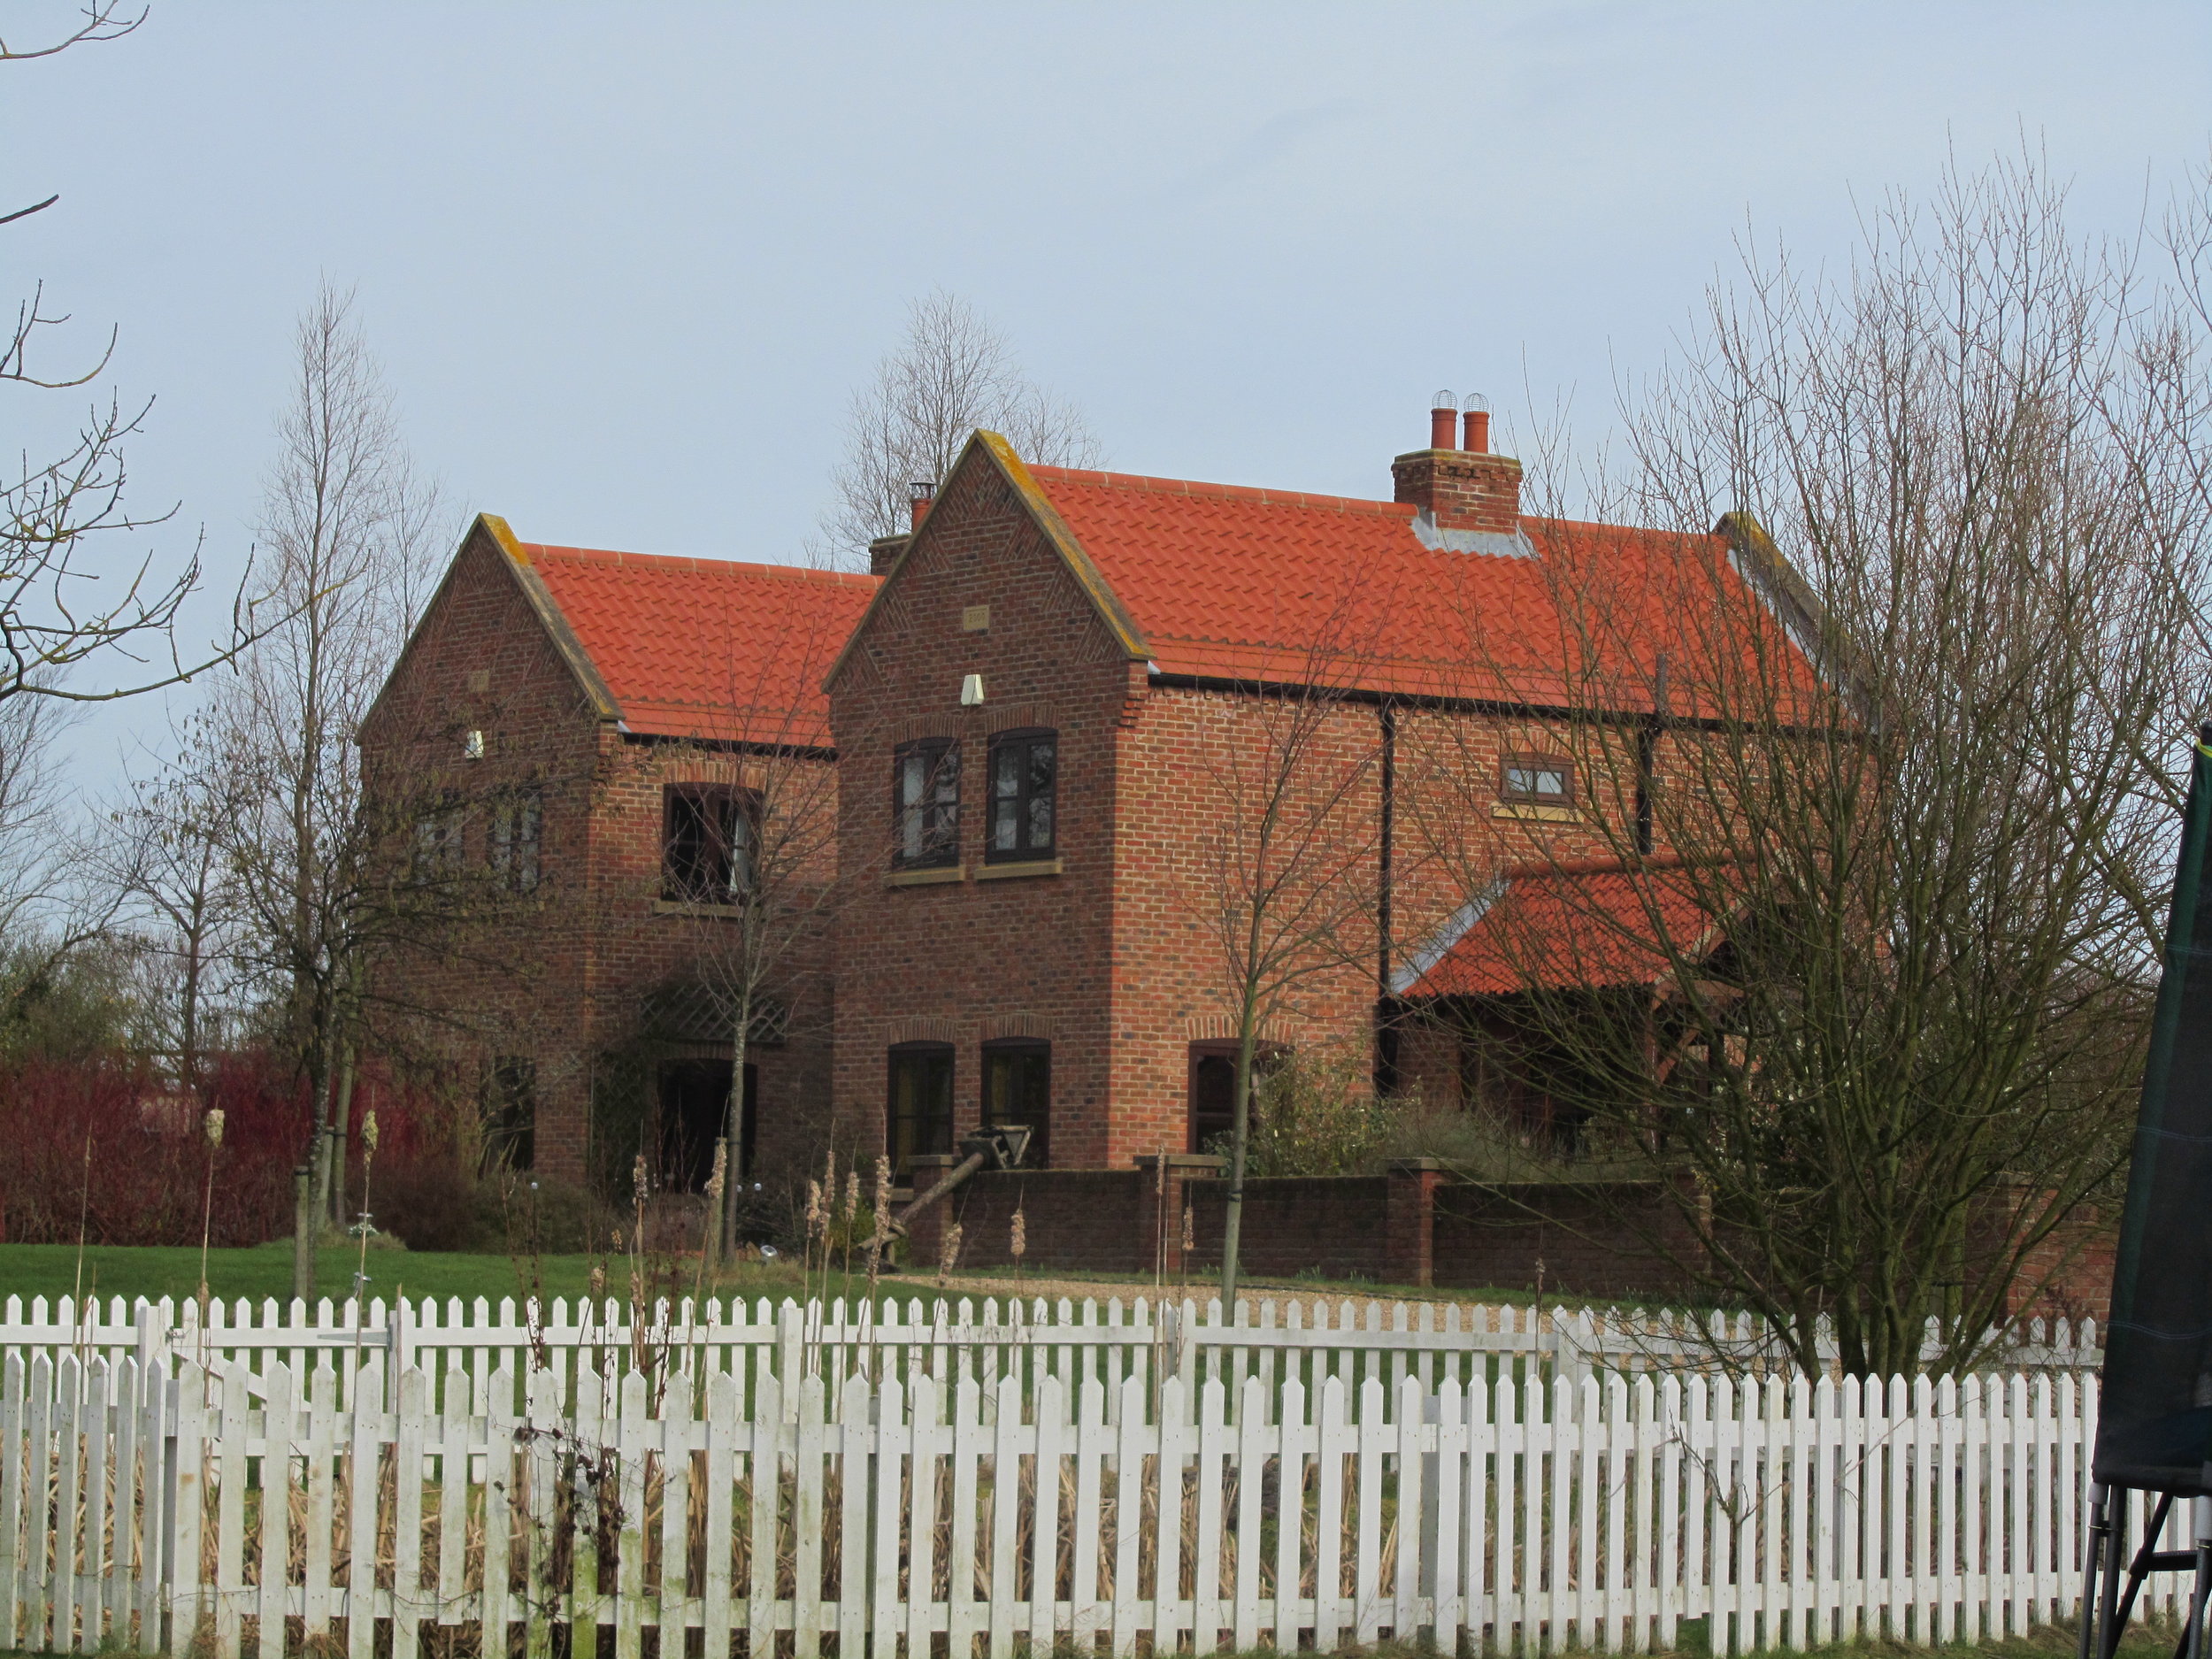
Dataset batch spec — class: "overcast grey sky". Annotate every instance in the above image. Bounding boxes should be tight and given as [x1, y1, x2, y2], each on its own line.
[4, 2, 2208, 772]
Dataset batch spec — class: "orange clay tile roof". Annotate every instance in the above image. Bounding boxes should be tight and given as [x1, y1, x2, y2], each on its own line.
[1396, 854, 1729, 999]
[1024, 466, 1809, 710]
[523, 543, 877, 746]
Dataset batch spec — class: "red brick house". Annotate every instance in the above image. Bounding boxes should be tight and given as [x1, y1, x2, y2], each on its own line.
[365, 403, 1796, 1197]
[826, 409, 1790, 1171]
[358, 515, 874, 1190]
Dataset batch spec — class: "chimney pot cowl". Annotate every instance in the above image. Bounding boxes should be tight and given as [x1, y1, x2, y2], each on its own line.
[1428, 392, 1457, 451]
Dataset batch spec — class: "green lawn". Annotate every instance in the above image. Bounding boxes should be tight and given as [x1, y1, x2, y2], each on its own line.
[0, 1240, 825, 1312]
[0, 1241, 1557, 1317]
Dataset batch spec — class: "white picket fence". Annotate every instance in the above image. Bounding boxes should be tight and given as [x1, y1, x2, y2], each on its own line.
[0, 1340, 2162, 1659]
[0, 1291, 2101, 1422]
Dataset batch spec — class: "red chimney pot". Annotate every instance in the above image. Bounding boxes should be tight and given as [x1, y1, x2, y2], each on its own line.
[1429, 392, 1456, 450]
[1463, 410, 1491, 453]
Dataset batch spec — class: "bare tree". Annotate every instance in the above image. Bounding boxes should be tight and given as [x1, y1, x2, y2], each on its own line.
[824, 291, 1099, 563]
[1409, 154, 2208, 1377]
[1178, 587, 1392, 1309]
[665, 603, 859, 1262]
[2, 4, 257, 711]
[101, 713, 248, 1094]
[211, 284, 445, 1294]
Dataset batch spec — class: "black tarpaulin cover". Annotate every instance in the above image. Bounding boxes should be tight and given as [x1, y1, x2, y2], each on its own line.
[2094, 728, 2212, 1496]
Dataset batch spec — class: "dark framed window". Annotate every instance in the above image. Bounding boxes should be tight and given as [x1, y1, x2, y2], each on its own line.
[894, 740, 960, 868]
[663, 785, 752, 902]
[887, 1042, 955, 1171]
[1186, 1041, 1287, 1155]
[411, 799, 464, 883]
[490, 787, 542, 893]
[981, 1039, 1050, 1167]
[1499, 753, 1576, 807]
[481, 1056, 536, 1174]
[987, 728, 1056, 862]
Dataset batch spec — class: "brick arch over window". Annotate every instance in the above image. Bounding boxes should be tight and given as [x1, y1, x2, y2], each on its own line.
[980, 1012, 1054, 1043]
[887, 1017, 964, 1047]
[890, 714, 959, 747]
[983, 701, 1062, 736]
[1183, 1014, 1299, 1046]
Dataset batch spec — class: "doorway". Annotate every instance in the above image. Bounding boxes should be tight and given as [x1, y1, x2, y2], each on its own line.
[656, 1059, 757, 1192]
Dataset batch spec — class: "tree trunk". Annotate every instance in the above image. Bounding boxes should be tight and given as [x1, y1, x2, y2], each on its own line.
[290, 1164, 314, 1303]
[1217, 1006, 1261, 1312]
[719, 991, 753, 1265]
[324, 1046, 356, 1228]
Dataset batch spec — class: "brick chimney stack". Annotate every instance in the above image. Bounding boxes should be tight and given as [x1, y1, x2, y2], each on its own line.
[1393, 392, 1522, 535]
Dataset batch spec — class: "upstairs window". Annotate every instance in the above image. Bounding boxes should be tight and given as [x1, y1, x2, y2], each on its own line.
[987, 729, 1056, 862]
[490, 788, 542, 894]
[663, 785, 751, 903]
[1500, 754, 1576, 808]
[894, 739, 960, 867]
[411, 800, 464, 883]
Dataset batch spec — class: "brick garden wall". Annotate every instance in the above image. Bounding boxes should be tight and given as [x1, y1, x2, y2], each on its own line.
[900, 1157, 1692, 1298]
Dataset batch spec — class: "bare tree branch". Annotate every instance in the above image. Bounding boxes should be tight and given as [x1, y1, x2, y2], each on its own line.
[824, 290, 1099, 564]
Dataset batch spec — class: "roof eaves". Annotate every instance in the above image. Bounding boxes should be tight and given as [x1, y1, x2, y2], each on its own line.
[482, 515, 624, 723]
[1715, 511, 1874, 726]
[976, 432, 1148, 660]
[359, 512, 621, 739]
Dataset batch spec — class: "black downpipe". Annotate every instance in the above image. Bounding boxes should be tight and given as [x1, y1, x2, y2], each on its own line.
[1375, 703, 1401, 1096]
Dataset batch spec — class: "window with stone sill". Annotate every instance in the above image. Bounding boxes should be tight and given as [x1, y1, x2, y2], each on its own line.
[986, 728, 1056, 863]
[1499, 754, 1576, 808]
[663, 784, 755, 903]
[489, 787, 542, 894]
[894, 738, 960, 868]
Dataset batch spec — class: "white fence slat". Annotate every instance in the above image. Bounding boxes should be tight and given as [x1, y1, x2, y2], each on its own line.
[213, 1358, 248, 1659]
[612, 1368, 647, 1659]
[986, 1363, 1020, 1659]
[0, 1348, 20, 1648]
[659, 1373, 693, 1652]
[482, 1362, 516, 1654]
[792, 1371, 826, 1659]
[390, 1365, 426, 1659]
[700, 1370, 737, 1659]
[256, 1360, 291, 1659]
[436, 1359, 467, 1629]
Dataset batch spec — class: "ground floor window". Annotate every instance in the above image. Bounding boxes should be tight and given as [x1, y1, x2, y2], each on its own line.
[1186, 1041, 1288, 1155]
[657, 1058, 756, 1192]
[482, 1056, 536, 1173]
[981, 1039, 1049, 1166]
[887, 1042, 955, 1171]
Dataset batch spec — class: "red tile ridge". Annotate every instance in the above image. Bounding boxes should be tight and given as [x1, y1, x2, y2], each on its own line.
[1522, 514, 1726, 546]
[521, 541, 879, 589]
[1026, 465, 1418, 519]
[1501, 851, 1733, 881]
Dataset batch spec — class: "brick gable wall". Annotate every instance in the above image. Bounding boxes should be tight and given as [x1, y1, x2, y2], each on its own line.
[361, 526, 837, 1192]
[360, 527, 608, 1181]
[828, 456, 1137, 1167]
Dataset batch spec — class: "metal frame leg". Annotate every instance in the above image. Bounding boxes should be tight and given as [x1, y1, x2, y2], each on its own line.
[2186, 1495, 2212, 1659]
[2085, 1486, 2113, 1659]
